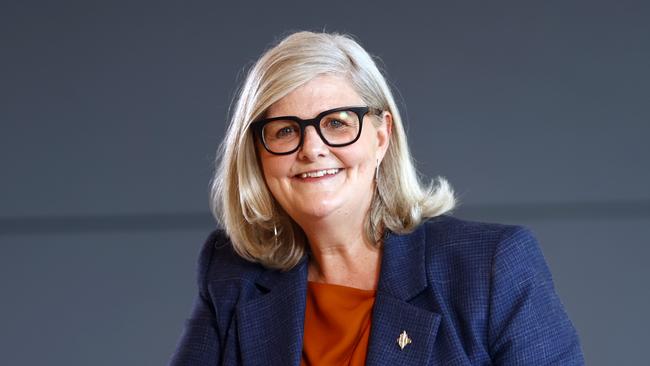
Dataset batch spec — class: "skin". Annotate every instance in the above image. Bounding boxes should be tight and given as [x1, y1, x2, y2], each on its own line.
[258, 75, 392, 290]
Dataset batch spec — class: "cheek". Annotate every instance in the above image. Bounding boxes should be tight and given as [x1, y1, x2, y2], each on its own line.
[341, 139, 377, 172]
[338, 149, 375, 178]
[260, 155, 292, 183]
[256, 141, 287, 179]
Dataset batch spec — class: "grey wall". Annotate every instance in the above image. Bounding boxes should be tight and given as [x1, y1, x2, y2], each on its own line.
[1, 1, 648, 365]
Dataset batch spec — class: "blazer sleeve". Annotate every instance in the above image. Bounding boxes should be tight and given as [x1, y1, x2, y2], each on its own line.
[488, 226, 584, 365]
[169, 231, 221, 366]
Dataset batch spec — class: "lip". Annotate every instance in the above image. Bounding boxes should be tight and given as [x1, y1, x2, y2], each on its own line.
[293, 168, 344, 179]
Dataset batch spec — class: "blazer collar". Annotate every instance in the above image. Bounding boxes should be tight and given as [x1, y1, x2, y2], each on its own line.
[366, 223, 442, 365]
[235, 255, 308, 366]
[376, 223, 429, 300]
[235, 223, 440, 365]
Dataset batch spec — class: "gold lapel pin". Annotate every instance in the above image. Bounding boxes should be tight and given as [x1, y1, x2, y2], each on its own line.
[397, 330, 412, 350]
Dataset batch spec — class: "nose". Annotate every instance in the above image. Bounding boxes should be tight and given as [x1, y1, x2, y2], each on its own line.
[298, 126, 328, 160]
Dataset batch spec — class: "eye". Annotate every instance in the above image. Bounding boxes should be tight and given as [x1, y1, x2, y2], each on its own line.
[276, 126, 298, 138]
[263, 120, 300, 141]
[324, 119, 348, 129]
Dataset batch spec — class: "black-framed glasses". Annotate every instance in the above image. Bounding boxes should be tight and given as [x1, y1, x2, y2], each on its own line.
[250, 106, 379, 155]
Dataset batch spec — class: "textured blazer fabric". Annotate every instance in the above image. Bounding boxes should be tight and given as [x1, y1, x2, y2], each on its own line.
[169, 215, 584, 365]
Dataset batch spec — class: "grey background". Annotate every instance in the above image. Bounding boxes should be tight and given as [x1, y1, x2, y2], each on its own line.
[1, 0, 648, 365]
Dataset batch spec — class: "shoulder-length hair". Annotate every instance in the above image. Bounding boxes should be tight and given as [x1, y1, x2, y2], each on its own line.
[210, 31, 455, 271]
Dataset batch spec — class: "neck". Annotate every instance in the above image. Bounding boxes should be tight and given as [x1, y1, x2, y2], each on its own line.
[299, 215, 382, 291]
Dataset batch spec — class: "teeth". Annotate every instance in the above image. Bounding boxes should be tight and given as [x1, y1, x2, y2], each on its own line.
[300, 168, 340, 178]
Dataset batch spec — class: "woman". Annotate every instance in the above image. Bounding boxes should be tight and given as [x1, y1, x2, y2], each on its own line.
[170, 31, 584, 365]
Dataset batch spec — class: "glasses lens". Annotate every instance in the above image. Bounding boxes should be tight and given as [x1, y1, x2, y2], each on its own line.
[262, 119, 301, 153]
[319, 110, 361, 145]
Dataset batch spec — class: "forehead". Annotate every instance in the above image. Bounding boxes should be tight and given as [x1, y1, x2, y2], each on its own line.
[266, 75, 365, 119]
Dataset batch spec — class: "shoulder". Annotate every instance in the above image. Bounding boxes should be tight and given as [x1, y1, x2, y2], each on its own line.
[417, 215, 543, 292]
[420, 214, 537, 261]
[421, 214, 533, 247]
[195, 229, 267, 298]
[416, 219, 583, 362]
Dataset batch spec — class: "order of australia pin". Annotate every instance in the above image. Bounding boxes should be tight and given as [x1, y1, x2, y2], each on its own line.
[397, 330, 412, 350]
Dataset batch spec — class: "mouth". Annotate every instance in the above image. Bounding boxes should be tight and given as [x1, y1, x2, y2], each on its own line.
[295, 168, 342, 179]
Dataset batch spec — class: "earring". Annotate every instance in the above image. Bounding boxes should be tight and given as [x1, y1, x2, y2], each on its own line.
[375, 158, 380, 181]
[273, 224, 278, 246]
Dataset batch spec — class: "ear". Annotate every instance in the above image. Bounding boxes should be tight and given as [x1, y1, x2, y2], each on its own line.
[375, 111, 393, 161]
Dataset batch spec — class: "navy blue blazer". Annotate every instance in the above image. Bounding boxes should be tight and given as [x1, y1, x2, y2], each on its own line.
[169, 215, 584, 365]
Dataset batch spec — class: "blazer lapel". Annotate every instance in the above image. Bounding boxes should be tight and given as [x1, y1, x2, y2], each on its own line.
[366, 226, 442, 365]
[235, 258, 308, 366]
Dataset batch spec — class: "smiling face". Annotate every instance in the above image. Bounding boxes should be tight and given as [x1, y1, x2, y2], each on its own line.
[256, 75, 391, 227]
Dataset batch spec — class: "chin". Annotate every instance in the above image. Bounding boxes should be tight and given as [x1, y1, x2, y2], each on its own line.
[293, 197, 346, 221]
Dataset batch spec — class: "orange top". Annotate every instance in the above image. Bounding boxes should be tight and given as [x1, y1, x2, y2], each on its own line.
[301, 281, 376, 366]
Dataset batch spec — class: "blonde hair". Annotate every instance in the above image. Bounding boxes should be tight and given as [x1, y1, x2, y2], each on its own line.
[210, 31, 455, 270]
